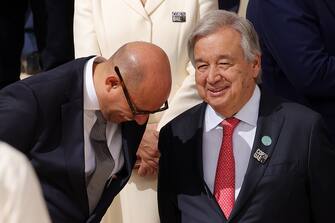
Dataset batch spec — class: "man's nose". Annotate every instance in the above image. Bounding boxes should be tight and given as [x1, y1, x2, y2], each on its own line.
[207, 66, 221, 83]
[133, 114, 149, 125]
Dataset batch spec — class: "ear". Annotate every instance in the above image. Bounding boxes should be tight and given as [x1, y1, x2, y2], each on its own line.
[251, 53, 261, 79]
[105, 74, 119, 92]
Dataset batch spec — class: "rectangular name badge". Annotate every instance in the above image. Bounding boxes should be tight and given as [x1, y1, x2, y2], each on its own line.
[253, 148, 269, 164]
[172, 11, 186, 22]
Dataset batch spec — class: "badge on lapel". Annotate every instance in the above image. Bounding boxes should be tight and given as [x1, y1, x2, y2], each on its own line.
[172, 11, 186, 22]
[253, 148, 269, 164]
[253, 135, 272, 163]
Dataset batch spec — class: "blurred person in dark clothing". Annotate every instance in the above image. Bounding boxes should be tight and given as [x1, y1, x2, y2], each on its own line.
[0, 0, 74, 88]
[247, 0, 335, 140]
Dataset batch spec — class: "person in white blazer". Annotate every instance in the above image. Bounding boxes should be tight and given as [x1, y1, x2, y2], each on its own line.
[74, 0, 218, 222]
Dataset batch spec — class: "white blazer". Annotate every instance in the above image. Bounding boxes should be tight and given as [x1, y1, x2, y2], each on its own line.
[74, 0, 218, 127]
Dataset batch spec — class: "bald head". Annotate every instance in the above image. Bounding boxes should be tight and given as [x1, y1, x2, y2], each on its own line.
[93, 41, 172, 123]
[110, 41, 172, 110]
[109, 42, 171, 89]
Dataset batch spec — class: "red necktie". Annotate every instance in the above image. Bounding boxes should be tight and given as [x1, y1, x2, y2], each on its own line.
[214, 117, 240, 219]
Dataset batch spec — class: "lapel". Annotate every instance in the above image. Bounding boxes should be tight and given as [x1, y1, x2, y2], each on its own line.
[121, 0, 165, 18]
[189, 103, 208, 180]
[62, 58, 91, 215]
[62, 99, 87, 213]
[122, 0, 150, 19]
[145, 0, 165, 15]
[229, 90, 285, 221]
[119, 121, 144, 175]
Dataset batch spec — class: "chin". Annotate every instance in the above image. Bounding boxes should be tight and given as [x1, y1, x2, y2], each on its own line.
[207, 96, 226, 106]
[208, 98, 230, 110]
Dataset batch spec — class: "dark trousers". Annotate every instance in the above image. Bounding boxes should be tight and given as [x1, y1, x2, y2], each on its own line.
[0, 0, 74, 88]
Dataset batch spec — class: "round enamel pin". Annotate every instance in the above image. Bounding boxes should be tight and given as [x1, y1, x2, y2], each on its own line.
[261, 136, 272, 146]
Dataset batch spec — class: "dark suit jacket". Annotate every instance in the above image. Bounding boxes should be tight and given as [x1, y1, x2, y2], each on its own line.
[158, 90, 335, 223]
[0, 57, 146, 223]
[246, 0, 335, 138]
[0, 0, 74, 89]
[219, 0, 240, 12]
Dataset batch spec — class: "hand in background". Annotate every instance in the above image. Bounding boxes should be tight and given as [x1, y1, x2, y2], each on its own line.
[135, 123, 160, 177]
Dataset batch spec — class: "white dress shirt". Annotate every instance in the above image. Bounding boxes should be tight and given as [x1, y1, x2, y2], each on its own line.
[83, 57, 123, 178]
[203, 86, 261, 200]
[0, 142, 51, 223]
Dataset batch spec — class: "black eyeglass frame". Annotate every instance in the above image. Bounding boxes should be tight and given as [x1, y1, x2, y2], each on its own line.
[114, 66, 169, 115]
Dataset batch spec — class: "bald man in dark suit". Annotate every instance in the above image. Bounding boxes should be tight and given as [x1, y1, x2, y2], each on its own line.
[0, 42, 172, 223]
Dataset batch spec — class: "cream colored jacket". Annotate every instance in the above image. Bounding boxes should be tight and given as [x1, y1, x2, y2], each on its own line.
[74, 0, 218, 128]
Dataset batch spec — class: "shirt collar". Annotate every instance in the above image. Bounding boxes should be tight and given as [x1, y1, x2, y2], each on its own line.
[83, 56, 107, 111]
[204, 85, 261, 132]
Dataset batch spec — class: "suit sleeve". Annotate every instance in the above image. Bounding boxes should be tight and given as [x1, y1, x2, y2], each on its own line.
[158, 125, 181, 223]
[308, 115, 335, 222]
[157, 0, 218, 129]
[255, 0, 335, 96]
[0, 82, 38, 153]
[73, 0, 101, 58]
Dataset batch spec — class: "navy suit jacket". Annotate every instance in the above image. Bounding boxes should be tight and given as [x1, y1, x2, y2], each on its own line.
[0, 57, 146, 222]
[218, 0, 240, 11]
[246, 0, 335, 138]
[158, 90, 335, 223]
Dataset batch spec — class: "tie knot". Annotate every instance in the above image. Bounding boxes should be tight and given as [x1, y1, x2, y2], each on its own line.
[90, 111, 107, 142]
[221, 117, 240, 135]
[95, 111, 106, 124]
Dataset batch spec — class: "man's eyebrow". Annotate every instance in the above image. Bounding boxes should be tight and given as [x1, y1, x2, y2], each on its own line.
[194, 58, 206, 64]
[194, 54, 232, 64]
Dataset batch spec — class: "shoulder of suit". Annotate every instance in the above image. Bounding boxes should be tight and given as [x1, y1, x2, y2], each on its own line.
[163, 102, 205, 129]
[20, 56, 93, 89]
[260, 87, 322, 122]
[278, 99, 323, 124]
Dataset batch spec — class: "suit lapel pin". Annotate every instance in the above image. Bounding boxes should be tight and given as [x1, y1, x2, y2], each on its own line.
[172, 11, 186, 22]
[261, 135, 272, 146]
[253, 148, 269, 164]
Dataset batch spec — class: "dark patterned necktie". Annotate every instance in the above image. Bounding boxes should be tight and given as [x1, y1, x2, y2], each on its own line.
[86, 111, 115, 213]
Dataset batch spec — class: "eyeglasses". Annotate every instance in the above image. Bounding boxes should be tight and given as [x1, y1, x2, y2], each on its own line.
[114, 66, 169, 116]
